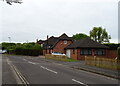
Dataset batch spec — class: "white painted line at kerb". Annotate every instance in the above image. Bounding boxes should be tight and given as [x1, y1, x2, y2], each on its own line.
[40, 66, 58, 74]
[72, 79, 88, 86]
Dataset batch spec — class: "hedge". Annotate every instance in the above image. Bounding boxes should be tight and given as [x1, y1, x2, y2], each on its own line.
[2, 42, 43, 56]
[15, 49, 42, 56]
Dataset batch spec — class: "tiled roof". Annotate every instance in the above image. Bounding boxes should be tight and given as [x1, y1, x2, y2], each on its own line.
[43, 33, 73, 49]
[43, 36, 58, 49]
[58, 33, 73, 40]
[65, 38, 109, 49]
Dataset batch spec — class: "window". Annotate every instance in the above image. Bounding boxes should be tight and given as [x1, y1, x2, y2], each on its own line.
[94, 49, 105, 55]
[80, 49, 92, 55]
[64, 40, 67, 44]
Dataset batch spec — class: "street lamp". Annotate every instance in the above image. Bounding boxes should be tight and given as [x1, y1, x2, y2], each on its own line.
[8, 37, 11, 43]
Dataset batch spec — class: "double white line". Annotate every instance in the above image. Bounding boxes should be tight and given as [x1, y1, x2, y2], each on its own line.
[7, 58, 29, 85]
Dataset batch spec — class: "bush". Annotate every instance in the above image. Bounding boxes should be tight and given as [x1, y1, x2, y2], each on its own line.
[1, 42, 43, 56]
[14, 43, 43, 56]
[7, 49, 15, 54]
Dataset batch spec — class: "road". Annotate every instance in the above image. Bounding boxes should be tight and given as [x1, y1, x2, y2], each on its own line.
[2, 55, 119, 85]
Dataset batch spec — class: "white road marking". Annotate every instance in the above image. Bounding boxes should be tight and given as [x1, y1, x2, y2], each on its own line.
[23, 59, 27, 61]
[28, 61, 36, 65]
[40, 66, 58, 74]
[6, 58, 29, 84]
[72, 79, 88, 86]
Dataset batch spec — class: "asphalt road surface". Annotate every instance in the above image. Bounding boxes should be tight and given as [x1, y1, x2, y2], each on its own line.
[2, 55, 120, 85]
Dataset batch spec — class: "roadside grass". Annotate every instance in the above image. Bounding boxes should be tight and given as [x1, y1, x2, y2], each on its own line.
[45, 57, 78, 62]
[89, 64, 120, 70]
[93, 64, 120, 70]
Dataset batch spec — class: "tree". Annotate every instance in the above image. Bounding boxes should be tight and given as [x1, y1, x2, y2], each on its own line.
[72, 33, 89, 40]
[90, 27, 111, 43]
[3, 0, 23, 5]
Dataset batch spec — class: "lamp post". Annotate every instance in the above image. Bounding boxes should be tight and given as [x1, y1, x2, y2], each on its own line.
[8, 37, 11, 43]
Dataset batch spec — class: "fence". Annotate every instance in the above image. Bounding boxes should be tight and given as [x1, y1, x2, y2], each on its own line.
[85, 56, 120, 70]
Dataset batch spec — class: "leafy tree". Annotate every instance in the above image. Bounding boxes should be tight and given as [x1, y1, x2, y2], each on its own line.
[90, 27, 111, 43]
[2, 42, 16, 50]
[72, 33, 89, 40]
[3, 0, 23, 5]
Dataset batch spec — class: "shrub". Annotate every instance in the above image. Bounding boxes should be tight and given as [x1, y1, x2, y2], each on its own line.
[1, 42, 43, 56]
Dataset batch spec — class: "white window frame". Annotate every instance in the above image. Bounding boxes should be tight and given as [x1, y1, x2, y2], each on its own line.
[64, 40, 67, 44]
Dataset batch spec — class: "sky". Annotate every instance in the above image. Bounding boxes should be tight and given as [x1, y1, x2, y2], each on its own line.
[0, 0, 119, 43]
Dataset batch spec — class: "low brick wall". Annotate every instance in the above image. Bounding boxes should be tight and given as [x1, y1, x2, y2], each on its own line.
[45, 54, 68, 59]
[85, 56, 120, 70]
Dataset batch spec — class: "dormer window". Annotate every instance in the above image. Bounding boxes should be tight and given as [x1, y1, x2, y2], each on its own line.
[64, 40, 67, 44]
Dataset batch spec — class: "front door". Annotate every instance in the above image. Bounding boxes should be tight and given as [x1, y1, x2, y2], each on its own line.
[66, 49, 71, 58]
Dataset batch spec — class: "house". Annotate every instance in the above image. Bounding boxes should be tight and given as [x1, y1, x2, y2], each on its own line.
[65, 38, 109, 60]
[36, 39, 45, 47]
[37, 33, 117, 60]
[42, 33, 73, 55]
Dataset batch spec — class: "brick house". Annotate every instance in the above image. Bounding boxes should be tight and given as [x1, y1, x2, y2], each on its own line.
[36, 39, 45, 47]
[42, 33, 73, 55]
[37, 33, 117, 60]
[65, 38, 110, 60]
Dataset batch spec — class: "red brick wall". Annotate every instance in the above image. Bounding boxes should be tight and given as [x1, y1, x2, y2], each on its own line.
[69, 49, 111, 60]
[70, 49, 78, 60]
[43, 49, 52, 55]
[53, 40, 72, 54]
[106, 50, 117, 58]
[77, 49, 111, 60]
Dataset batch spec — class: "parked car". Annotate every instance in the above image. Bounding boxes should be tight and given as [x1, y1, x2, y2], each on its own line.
[0, 50, 7, 54]
[52, 52, 66, 56]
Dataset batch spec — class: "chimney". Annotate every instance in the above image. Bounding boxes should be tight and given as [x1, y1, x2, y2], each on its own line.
[46, 35, 49, 49]
[47, 35, 49, 40]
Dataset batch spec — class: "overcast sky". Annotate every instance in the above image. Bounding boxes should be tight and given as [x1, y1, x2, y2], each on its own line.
[0, 0, 119, 43]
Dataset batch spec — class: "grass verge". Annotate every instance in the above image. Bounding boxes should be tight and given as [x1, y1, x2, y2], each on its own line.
[45, 57, 78, 62]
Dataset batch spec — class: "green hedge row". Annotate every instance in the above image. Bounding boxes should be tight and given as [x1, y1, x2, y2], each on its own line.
[15, 49, 42, 56]
[8, 49, 43, 56]
[2, 42, 43, 56]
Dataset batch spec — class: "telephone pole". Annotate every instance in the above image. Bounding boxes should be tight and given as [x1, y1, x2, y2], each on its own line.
[8, 37, 11, 43]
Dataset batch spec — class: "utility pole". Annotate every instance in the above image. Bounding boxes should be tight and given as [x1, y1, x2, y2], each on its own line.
[8, 37, 11, 43]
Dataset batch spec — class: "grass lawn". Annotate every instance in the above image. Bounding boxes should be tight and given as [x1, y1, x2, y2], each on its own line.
[45, 57, 78, 62]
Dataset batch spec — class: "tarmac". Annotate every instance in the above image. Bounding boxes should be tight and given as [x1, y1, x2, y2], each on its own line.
[41, 56, 120, 80]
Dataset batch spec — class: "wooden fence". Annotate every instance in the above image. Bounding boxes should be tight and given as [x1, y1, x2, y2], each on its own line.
[85, 56, 120, 70]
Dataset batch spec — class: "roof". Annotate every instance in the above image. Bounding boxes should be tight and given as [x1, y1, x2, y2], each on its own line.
[43, 36, 58, 49]
[43, 33, 73, 49]
[58, 33, 73, 40]
[65, 38, 109, 49]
